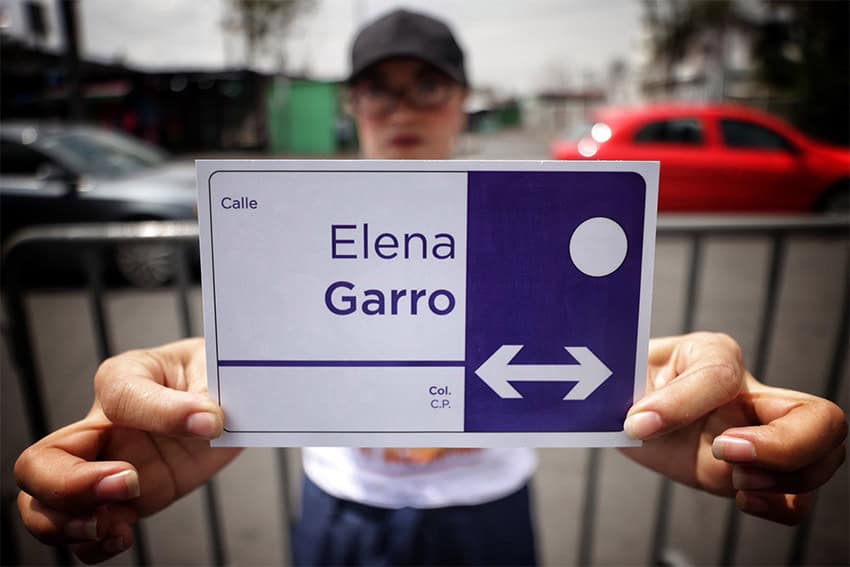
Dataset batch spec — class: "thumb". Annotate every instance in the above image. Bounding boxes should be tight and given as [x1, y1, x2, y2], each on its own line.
[94, 349, 223, 439]
[626, 332, 746, 439]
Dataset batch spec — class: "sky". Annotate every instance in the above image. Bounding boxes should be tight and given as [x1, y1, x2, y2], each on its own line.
[2, 0, 645, 95]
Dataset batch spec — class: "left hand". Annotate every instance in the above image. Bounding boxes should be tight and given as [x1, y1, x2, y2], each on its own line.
[621, 332, 847, 525]
[14, 338, 240, 563]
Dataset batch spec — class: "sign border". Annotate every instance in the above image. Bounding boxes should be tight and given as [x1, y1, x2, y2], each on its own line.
[196, 160, 658, 447]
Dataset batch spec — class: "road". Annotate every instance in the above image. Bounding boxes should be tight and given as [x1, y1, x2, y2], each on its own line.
[3, 128, 847, 566]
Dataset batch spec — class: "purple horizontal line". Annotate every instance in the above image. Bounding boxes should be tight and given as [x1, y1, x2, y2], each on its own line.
[218, 360, 466, 367]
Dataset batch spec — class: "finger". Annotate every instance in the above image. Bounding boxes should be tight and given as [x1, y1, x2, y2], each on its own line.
[646, 336, 685, 391]
[731, 442, 846, 494]
[712, 391, 848, 471]
[646, 336, 681, 368]
[735, 491, 815, 526]
[72, 520, 135, 564]
[16, 430, 139, 513]
[18, 490, 137, 545]
[151, 337, 210, 393]
[94, 348, 222, 439]
[626, 334, 745, 439]
[18, 491, 77, 545]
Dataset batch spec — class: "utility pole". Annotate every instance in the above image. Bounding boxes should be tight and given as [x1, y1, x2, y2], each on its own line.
[59, 0, 84, 121]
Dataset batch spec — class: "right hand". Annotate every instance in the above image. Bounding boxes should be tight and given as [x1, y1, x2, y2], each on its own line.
[15, 338, 241, 564]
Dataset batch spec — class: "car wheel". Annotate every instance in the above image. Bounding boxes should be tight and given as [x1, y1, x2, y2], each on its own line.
[114, 242, 178, 288]
[819, 182, 850, 214]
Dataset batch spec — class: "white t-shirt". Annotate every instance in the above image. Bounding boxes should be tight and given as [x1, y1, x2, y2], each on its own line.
[303, 447, 537, 509]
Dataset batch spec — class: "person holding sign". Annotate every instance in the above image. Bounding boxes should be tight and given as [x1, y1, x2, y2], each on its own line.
[14, 9, 847, 565]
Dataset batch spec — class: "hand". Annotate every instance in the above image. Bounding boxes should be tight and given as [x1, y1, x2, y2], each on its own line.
[15, 338, 241, 563]
[621, 332, 847, 525]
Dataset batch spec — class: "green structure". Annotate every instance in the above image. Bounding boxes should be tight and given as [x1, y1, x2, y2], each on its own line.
[267, 79, 340, 155]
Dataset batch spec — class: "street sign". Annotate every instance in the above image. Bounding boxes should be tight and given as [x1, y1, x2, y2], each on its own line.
[197, 160, 658, 447]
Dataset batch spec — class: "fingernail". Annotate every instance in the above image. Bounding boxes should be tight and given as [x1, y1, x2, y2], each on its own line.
[95, 470, 140, 500]
[737, 492, 769, 514]
[102, 535, 128, 554]
[186, 412, 220, 438]
[65, 516, 98, 540]
[712, 435, 757, 462]
[624, 411, 663, 439]
[732, 467, 775, 490]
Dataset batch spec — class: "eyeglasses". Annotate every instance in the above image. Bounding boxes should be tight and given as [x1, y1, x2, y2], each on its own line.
[349, 78, 456, 118]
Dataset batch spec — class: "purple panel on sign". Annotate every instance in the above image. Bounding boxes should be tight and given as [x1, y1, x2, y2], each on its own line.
[464, 171, 646, 432]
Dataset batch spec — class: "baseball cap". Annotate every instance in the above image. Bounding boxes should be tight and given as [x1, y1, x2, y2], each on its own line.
[349, 9, 467, 85]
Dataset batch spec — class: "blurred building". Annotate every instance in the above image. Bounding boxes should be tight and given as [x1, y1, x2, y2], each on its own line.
[632, 0, 824, 123]
[465, 88, 522, 133]
[525, 89, 606, 137]
[1, 32, 349, 155]
[0, 0, 348, 155]
[636, 22, 760, 103]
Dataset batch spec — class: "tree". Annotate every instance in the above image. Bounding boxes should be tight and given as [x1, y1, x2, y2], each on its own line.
[644, 0, 751, 97]
[754, 1, 849, 145]
[223, 0, 315, 69]
[643, 0, 849, 145]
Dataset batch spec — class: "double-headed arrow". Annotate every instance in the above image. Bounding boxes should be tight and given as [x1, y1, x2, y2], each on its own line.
[474, 345, 612, 400]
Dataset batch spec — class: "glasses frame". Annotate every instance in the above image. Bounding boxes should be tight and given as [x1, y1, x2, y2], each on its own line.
[347, 78, 459, 119]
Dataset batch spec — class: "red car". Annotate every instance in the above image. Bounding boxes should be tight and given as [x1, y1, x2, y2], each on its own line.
[550, 104, 850, 212]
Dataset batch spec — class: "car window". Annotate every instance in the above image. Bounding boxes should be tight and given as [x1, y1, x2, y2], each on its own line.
[719, 119, 794, 151]
[0, 141, 53, 175]
[634, 119, 704, 145]
[37, 129, 167, 178]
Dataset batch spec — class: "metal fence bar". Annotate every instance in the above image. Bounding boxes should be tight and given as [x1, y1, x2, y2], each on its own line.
[82, 249, 150, 567]
[175, 244, 194, 338]
[2, 494, 21, 567]
[682, 235, 705, 334]
[577, 447, 601, 565]
[752, 235, 787, 378]
[822, 250, 850, 405]
[277, 448, 294, 565]
[649, 234, 705, 566]
[83, 250, 113, 360]
[201, 482, 226, 566]
[174, 244, 228, 566]
[649, 481, 674, 567]
[2, 217, 848, 567]
[788, 250, 850, 566]
[2, 260, 50, 442]
[656, 214, 848, 235]
[3, 253, 73, 567]
[719, 234, 787, 567]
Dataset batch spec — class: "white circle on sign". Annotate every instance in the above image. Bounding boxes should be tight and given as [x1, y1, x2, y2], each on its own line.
[569, 217, 628, 277]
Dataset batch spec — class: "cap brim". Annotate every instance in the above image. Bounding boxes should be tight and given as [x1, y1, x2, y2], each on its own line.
[348, 50, 466, 85]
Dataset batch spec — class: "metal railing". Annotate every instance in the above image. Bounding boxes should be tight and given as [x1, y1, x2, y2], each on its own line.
[2, 222, 217, 567]
[630, 215, 847, 567]
[2, 215, 848, 566]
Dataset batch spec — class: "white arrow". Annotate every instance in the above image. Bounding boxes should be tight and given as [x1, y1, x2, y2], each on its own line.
[474, 345, 613, 400]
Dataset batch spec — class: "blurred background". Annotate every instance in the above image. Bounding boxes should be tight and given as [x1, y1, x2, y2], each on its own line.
[2, 0, 849, 155]
[1, 1, 848, 566]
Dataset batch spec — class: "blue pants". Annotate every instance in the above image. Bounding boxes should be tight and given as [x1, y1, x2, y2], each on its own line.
[293, 476, 538, 566]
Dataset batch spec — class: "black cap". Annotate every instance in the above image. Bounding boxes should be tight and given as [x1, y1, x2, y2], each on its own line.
[349, 9, 467, 85]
